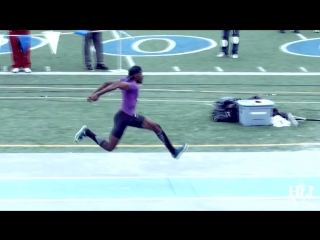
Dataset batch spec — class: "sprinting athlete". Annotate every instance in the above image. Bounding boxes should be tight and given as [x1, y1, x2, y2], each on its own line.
[74, 65, 188, 159]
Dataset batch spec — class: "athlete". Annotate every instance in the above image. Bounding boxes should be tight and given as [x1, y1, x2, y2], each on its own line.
[74, 65, 188, 159]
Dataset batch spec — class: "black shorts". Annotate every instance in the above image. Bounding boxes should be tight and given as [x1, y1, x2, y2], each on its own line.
[111, 110, 145, 139]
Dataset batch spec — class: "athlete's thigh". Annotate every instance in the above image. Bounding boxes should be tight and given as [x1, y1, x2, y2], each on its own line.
[128, 113, 145, 129]
[142, 117, 162, 131]
[111, 111, 130, 139]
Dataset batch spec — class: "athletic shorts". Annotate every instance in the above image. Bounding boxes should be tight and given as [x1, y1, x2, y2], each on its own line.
[111, 110, 145, 139]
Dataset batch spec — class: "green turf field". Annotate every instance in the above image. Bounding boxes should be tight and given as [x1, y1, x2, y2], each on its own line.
[1, 30, 320, 153]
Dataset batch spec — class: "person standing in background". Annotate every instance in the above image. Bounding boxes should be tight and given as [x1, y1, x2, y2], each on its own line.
[84, 30, 109, 71]
[8, 30, 31, 73]
[217, 30, 240, 59]
[279, 30, 300, 33]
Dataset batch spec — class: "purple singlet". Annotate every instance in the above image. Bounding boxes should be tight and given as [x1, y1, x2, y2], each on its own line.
[120, 77, 139, 116]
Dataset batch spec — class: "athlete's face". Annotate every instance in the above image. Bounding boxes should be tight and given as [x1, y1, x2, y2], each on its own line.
[135, 72, 143, 84]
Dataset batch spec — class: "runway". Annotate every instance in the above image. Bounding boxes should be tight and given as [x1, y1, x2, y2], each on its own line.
[0, 152, 319, 210]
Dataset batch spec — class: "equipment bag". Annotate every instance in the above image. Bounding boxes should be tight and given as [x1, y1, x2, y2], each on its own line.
[212, 97, 241, 122]
[212, 95, 289, 122]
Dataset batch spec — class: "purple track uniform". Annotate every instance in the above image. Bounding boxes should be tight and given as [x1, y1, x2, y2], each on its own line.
[111, 77, 145, 139]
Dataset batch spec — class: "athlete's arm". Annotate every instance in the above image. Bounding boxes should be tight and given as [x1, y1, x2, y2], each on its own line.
[87, 81, 132, 102]
[93, 80, 118, 94]
[96, 81, 131, 96]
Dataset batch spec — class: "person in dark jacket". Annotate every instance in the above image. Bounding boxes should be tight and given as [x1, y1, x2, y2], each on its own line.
[84, 30, 108, 70]
[217, 30, 240, 59]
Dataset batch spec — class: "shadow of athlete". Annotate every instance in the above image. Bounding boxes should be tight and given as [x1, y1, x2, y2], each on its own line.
[74, 65, 188, 159]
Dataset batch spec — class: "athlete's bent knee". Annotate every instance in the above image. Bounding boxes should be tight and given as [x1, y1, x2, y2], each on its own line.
[100, 141, 114, 151]
[106, 146, 115, 151]
[155, 124, 162, 132]
[142, 118, 159, 131]
[149, 121, 161, 132]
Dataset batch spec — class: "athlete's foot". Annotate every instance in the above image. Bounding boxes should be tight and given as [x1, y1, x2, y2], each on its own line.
[232, 54, 238, 59]
[75, 125, 88, 143]
[172, 143, 188, 159]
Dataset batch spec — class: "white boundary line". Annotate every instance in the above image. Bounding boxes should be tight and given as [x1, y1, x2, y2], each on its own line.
[173, 66, 180, 71]
[296, 34, 308, 40]
[0, 197, 319, 202]
[0, 96, 319, 104]
[3, 71, 320, 76]
[0, 175, 319, 180]
[280, 35, 320, 58]
[110, 30, 135, 67]
[257, 67, 266, 72]
[299, 67, 308, 72]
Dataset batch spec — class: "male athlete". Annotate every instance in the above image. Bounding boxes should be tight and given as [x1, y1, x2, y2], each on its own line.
[217, 30, 240, 58]
[74, 65, 188, 159]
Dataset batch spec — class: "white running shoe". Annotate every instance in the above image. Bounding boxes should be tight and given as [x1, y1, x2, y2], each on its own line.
[172, 143, 189, 159]
[75, 125, 88, 143]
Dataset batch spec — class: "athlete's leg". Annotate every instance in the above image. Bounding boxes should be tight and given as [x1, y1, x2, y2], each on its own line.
[74, 111, 128, 151]
[143, 118, 177, 154]
[128, 114, 188, 158]
[143, 118, 188, 159]
[85, 128, 121, 151]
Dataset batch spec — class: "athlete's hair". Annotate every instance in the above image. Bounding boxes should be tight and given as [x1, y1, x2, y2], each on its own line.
[128, 66, 142, 78]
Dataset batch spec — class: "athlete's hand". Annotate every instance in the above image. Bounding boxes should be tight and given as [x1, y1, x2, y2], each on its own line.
[87, 93, 99, 102]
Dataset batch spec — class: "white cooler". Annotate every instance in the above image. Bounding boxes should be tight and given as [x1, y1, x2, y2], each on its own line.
[237, 99, 275, 126]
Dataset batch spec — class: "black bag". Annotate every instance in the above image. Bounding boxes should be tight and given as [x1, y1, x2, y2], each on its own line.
[212, 97, 241, 122]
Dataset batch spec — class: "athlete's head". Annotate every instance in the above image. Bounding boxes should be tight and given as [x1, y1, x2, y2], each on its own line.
[128, 65, 143, 84]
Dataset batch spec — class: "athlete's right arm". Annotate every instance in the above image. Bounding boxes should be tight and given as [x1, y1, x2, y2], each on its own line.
[92, 80, 118, 94]
[96, 81, 131, 96]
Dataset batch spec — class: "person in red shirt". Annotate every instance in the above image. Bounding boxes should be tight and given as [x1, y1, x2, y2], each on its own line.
[8, 30, 32, 73]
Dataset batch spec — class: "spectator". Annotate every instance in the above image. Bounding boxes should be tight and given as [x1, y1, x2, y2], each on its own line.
[8, 30, 31, 73]
[217, 30, 240, 59]
[84, 30, 109, 71]
[279, 30, 300, 33]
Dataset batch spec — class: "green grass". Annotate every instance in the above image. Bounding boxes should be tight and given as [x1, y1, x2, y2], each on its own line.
[1, 74, 320, 153]
[1, 30, 320, 153]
